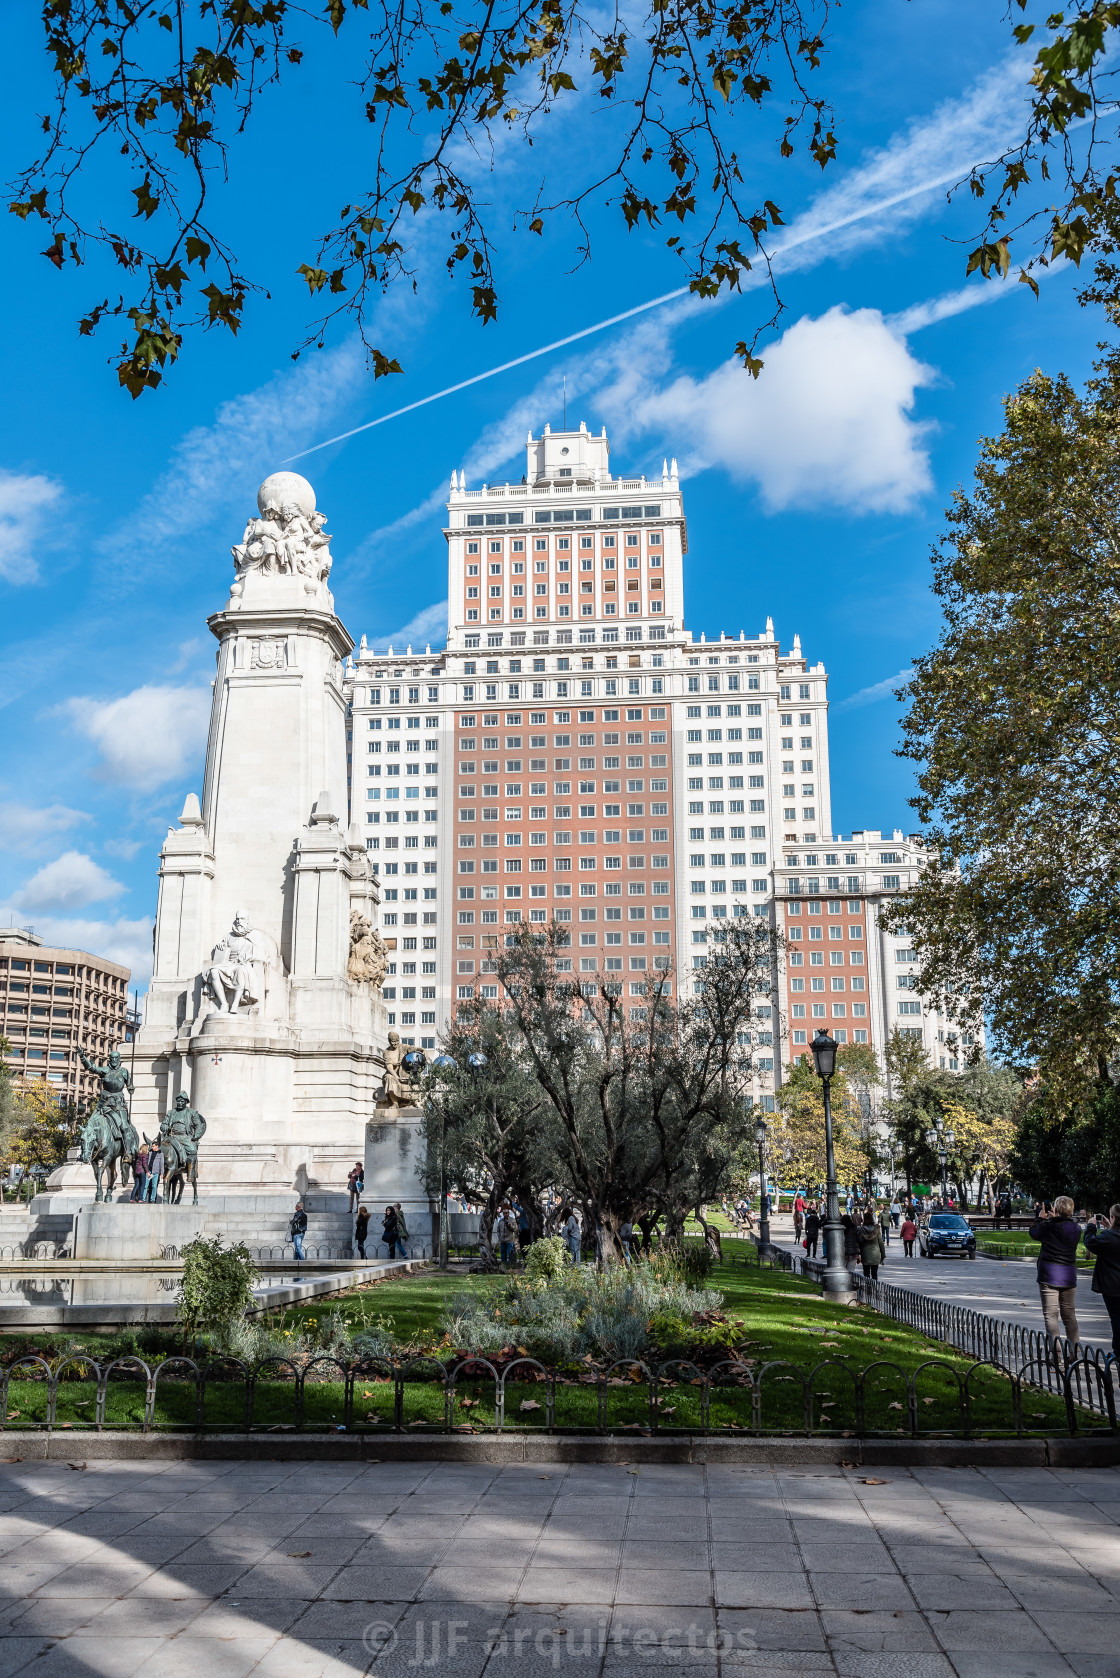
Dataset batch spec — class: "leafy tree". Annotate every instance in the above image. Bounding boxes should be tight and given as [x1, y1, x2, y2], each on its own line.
[495, 915, 774, 1260]
[11, 0, 837, 395]
[6, 1076, 71, 1176]
[420, 999, 549, 1261]
[770, 1052, 872, 1194]
[884, 351, 1120, 1104]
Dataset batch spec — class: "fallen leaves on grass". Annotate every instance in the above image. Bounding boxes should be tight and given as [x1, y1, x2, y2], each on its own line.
[519, 1400, 542, 1413]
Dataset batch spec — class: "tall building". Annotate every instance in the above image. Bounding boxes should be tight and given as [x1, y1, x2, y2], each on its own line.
[0, 926, 132, 1104]
[772, 830, 975, 1087]
[346, 422, 836, 1106]
[344, 420, 975, 1100]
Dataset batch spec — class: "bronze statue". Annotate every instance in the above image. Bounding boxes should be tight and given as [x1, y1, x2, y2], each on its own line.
[379, 1031, 425, 1107]
[157, 1093, 207, 1205]
[77, 1046, 138, 1202]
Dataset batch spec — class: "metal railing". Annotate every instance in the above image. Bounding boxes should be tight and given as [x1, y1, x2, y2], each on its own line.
[0, 1349, 1112, 1438]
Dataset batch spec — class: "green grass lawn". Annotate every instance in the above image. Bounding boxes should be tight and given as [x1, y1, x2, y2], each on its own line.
[0, 1255, 1096, 1438]
[975, 1230, 1095, 1268]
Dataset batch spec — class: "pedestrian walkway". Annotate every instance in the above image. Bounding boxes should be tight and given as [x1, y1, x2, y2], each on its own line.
[769, 1215, 1117, 1352]
[1, 1456, 1118, 1677]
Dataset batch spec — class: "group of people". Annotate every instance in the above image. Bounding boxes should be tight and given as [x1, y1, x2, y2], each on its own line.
[129, 1139, 164, 1203]
[285, 1162, 411, 1263]
[1024, 1198, 1120, 1354]
[788, 1191, 931, 1275]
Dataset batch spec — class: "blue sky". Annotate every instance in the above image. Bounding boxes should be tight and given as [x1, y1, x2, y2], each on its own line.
[0, 1, 1098, 986]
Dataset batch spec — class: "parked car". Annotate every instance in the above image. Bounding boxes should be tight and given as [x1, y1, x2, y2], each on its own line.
[919, 1213, 977, 1260]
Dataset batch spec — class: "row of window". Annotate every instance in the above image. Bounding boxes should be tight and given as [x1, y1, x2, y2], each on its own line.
[466, 604, 665, 622]
[463, 504, 663, 527]
[460, 730, 663, 747]
[461, 828, 671, 845]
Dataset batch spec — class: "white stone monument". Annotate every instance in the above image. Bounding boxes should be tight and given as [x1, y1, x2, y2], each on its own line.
[130, 471, 388, 1195]
[41, 471, 434, 1255]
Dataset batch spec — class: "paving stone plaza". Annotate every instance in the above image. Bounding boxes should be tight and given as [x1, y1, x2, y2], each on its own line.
[1, 1457, 1119, 1678]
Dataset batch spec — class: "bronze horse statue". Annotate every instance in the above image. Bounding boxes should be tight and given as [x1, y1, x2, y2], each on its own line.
[77, 1047, 137, 1202]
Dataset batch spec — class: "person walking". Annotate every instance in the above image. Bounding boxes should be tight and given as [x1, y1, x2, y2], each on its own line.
[619, 1218, 634, 1264]
[1084, 1206, 1120, 1359]
[878, 1202, 892, 1247]
[561, 1206, 581, 1265]
[347, 1161, 364, 1213]
[900, 1212, 918, 1257]
[859, 1211, 885, 1279]
[354, 1204, 370, 1259]
[394, 1202, 410, 1256]
[131, 1141, 148, 1204]
[144, 1141, 163, 1203]
[289, 1199, 308, 1261]
[1030, 1195, 1082, 1349]
[995, 1190, 1013, 1230]
[497, 1205, 518, 1265]
[842, 1212, 862, 1275]
[804, 1203, 821, 1258]
[889, 1195, 902, 1229]
[382, 1204, 400, 1259]
[793, 1192, 805, 1242]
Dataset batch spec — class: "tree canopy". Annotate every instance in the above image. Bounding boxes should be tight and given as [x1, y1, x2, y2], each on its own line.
[884, 351, 1120, 1103]
[15, 1, 1120, 395]
[13, 0, 833, 394]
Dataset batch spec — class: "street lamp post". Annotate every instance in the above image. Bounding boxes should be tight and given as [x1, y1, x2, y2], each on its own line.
[754, 1115, 771, 1258]
[810, 1028, 856, 1303]
[929, 1123, 955, 1208]
[431, 1050, 492, 1269]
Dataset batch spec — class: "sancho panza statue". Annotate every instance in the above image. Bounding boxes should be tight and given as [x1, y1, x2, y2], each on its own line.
[205, 912, 261, 1013]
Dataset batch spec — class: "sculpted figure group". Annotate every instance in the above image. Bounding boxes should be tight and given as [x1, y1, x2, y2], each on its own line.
[77, 1047, 205, 1205]
[232, 494, 332, 586]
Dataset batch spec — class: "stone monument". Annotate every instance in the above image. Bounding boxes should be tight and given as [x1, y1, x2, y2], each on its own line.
[128, 470, 389, 1197]
[41, 469, 432, 1256]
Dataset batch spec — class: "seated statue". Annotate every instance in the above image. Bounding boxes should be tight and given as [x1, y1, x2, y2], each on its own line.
[380, 1031, 425, 1107]
[205, 912, 262, 1013]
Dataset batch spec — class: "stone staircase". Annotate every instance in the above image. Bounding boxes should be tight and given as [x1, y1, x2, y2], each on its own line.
[1, 1192, 437, 1263]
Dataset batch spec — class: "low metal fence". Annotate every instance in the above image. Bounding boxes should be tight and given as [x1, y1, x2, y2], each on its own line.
[0, 1348, 1113, 1438]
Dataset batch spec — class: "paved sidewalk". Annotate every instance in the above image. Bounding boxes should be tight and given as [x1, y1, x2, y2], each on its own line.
[768, 1216, 1116, 1350]
[1, 1456, 1120, 1678]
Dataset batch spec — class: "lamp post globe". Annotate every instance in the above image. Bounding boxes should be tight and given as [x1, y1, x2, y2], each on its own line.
[810, 1028, 854, 1303]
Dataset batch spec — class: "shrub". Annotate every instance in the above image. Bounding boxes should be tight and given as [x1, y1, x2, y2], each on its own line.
[177, 1236, 259, 1349]
[442, 1260, 722, 1364]
[524, 1236, 569, 1283]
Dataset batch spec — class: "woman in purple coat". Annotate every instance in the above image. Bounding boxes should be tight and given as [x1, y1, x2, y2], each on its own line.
[1030, 1194, 1082, 1347]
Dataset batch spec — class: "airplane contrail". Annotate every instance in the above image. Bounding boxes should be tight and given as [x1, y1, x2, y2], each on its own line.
[284, 157, 1001, 465]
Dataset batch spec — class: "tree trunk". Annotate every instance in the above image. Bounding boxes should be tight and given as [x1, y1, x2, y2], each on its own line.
[692, 1205, 723, 1262]
[636, 1213, 660, 1253]
[593, 1206, 627, 1265]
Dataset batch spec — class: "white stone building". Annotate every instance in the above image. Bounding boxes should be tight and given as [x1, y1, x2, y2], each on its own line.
[345, 420, 973, 1103]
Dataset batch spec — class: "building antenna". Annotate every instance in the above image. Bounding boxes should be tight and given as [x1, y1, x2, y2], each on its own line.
[562, 375, 566, 430]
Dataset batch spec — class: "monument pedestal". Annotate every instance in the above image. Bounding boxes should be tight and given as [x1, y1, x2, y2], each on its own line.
[73, 1203, 207, 1262]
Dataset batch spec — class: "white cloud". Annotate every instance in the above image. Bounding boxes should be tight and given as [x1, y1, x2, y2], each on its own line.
[0, 801, 88, 855]
[838, 668, 915, 710]
[630, 308, 935, 514]
[98, 340, 369, 574]
[11, 850, 126, 914]
[0, 470, 64, 585]
[63, 683, 211, 791]
[4, 914, 155, 988]
[102, 838, 144, 861]
[369, 600, 449, 652]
